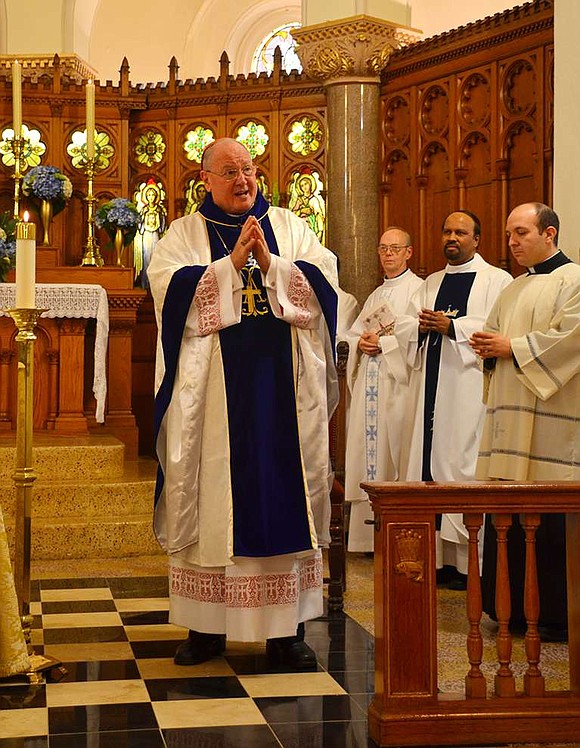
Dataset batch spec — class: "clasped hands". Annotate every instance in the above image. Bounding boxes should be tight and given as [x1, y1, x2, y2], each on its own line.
[418, 308, 512, 358]
[358, 331, 381, 356]
[418, 308, 452, 336]
[469, 331, 512, 359]
[230, 216, 270, 272]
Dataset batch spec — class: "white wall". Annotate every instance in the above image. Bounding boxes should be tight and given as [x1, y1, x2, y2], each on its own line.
[3, 0, 518, 83]
[410, 0, 513, 38]
[553, 0, 580, 262]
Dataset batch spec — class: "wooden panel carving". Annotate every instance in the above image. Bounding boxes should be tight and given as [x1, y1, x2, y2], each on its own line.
[380, 1, 553, 277]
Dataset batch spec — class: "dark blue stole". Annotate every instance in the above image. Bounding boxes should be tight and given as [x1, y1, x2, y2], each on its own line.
[422, 272, 476, 482]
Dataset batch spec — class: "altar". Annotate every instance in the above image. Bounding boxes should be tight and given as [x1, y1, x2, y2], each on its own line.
[0, 275, 146, 458]
[0, 283, 109, 422]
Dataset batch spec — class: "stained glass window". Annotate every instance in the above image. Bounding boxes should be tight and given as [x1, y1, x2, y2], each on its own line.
[135, 130, 166, 167]
[67, 129, 113, 171]
[252, 23, 302, 75]
[0, 125, 45, 169]
[184, 126, 215, 163]
[287, 170, 326, 244]
[236, 121, 269, 159]
[288, 116, 323, 156]
[184, 177, 207, 215]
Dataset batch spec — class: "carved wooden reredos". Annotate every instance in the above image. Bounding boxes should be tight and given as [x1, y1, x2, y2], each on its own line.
[0, 0, 552, 281]
[381, 0, 553, 277]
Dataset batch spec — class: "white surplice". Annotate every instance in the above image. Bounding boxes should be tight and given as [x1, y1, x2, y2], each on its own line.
[344, 270, 423, 552]
[391, 254, 512, 572]
[148, 207, 338, 640]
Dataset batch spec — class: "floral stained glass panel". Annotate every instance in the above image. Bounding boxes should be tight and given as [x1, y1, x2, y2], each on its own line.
[184, 127, 215, 163]
[135, 130, 166, 167]
[288, 116, 323, 156]
[0, 125, 46, 170]
[236, 122, 268, 159]
[67, 129, 114, 171]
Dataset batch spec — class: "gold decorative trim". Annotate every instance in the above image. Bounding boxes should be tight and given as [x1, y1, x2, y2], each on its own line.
[293, 15, 420, 83]
[394, 528, 424, 582]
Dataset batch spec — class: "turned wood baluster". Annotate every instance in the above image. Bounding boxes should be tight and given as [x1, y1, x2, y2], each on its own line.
[493, 513, 516, 697]
[521, 512, 545, 696]
[464, 512, 486, 698]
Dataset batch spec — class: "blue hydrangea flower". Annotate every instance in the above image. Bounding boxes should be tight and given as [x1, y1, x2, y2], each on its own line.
[22, 165, 73, 215]
[95, 197, 140, 246]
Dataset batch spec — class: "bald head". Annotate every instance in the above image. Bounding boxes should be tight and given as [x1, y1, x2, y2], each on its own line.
[200, 137, 258, 215]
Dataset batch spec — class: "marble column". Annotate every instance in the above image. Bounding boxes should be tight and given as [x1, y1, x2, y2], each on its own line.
[294, 16, 417, 302]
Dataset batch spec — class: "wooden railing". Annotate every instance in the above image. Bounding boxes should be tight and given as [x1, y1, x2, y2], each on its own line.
[361, 481, 580, 747]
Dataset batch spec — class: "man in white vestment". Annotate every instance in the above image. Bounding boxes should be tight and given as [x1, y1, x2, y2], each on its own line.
[148, 138, 338, 669]
[389, 211, 512, 587]
[471, 202, 580, 642]
[344, 227, 423, 552]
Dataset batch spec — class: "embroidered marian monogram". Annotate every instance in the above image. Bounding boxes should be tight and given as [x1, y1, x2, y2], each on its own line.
[241, 267, 268, 317]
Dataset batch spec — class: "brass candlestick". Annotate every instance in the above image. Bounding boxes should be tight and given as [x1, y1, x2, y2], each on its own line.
[11, 135, 23, 220]
[7, 307, 61, 683]
[81, 156, 103, 267]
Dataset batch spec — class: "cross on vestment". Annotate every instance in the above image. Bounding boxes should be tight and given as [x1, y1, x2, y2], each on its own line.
[241, 267, 269, 317]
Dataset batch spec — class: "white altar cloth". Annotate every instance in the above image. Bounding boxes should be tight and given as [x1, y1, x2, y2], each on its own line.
[0, 284, 109, 422]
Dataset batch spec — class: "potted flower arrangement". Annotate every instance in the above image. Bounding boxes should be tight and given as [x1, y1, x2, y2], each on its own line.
[95, 197, 140, 266]
[0, 212, 16, 283]
[22, 165, 73, 245]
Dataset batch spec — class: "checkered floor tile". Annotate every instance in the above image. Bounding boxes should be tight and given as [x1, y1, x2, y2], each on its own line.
[0, 576, 374, 747]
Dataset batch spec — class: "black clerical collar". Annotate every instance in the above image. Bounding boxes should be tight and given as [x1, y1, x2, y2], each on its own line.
[528, 251, 572, 275]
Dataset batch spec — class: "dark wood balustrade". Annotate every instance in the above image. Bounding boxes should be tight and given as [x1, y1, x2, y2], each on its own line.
[361, 480, 580, 746]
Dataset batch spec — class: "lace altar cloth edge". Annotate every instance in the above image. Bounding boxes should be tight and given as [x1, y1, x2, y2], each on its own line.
[0, 284, 109, 422]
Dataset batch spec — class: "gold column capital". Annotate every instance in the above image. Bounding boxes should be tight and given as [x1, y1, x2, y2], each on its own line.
[293, 14, 420, 83]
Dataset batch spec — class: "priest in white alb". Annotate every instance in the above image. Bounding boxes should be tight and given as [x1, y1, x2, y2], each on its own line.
[344, 227, 422, 552]
[388, 211, 512, 587]
[148, 138, 338, 670]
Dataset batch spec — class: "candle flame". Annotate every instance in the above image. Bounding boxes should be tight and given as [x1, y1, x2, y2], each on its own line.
[23, 210, 29, 222]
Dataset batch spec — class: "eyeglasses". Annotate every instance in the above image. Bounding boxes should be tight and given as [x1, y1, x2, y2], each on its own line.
[378, 244, 409, 254]
[205, 164, 256, 181]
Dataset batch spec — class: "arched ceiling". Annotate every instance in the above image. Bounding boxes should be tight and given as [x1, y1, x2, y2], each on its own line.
[78, 0, 512, 85]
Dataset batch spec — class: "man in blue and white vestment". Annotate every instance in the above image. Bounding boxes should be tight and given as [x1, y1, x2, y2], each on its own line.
[148, 138, 338, 669]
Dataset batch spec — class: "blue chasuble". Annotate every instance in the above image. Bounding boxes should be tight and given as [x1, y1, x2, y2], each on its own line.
[154, 191, 337, 559]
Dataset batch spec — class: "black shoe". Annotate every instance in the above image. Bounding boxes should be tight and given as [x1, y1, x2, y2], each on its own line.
[174, 630, 226, 665]
[538, 625, 568, 643]
[447, 573, 467, 591]
[266, 624, 317, 671]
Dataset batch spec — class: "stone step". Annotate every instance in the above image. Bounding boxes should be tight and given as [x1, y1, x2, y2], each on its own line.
[0, 434, 125, 481]
[0, 459, 157, 519]
[31, 515, 161, 560]
[2, 455, 163, 561]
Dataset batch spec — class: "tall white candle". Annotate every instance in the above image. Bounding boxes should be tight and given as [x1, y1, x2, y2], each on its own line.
[86, 78, 95, 160]
[15, 212, 36, 309]
[12, 60, 22, 138]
